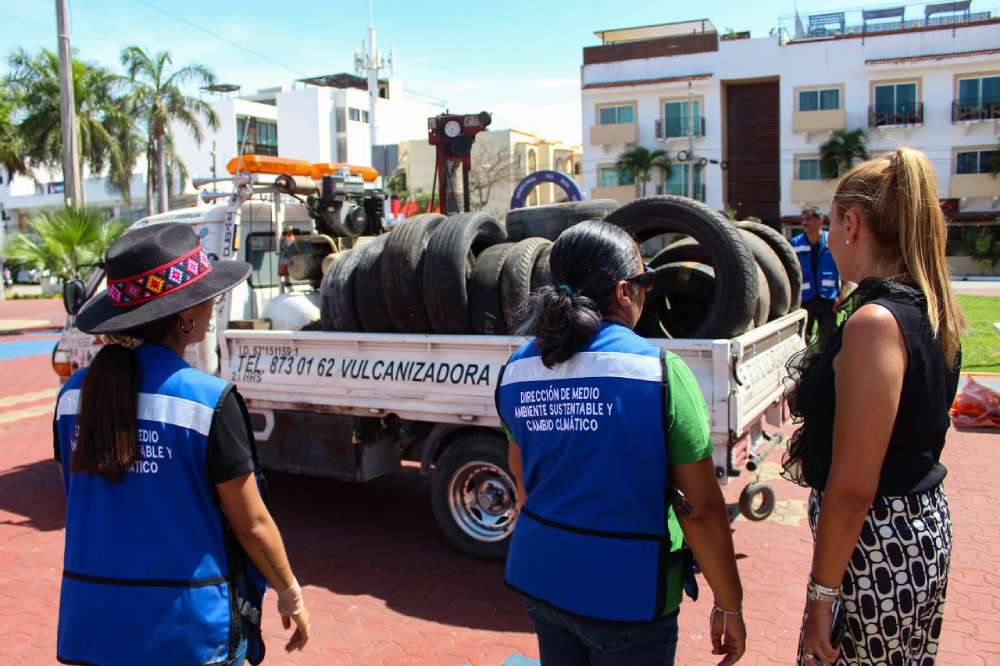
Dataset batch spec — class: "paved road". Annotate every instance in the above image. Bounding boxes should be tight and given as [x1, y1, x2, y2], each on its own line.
[0, 333, 998, 665]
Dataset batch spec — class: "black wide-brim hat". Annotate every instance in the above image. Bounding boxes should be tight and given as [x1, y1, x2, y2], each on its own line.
[75, 222, 251, 334]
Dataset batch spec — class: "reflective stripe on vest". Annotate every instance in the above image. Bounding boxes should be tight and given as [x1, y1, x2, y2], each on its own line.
[55, 344, 239, 666]
[496, 323, 678, 622]
[792, 231, 839, 301]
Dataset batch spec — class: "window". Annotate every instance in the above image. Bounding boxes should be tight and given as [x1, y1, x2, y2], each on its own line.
[348, 108, 370, 123]
[799, 88, 840, 111]
[663, 100, 703, 138]
[872, 82, 920, 126]
[246, 232, 279, 288]
[958, 76, 1000, 108]
[664, 164, 704, 200]
[598, 104, 634, 125]
[47, 181, 65, 195]
[236, 116, 279, 156]
[956, 149, 1000, 175]
[798, 158, 822, 180]
[598, 166, 635, 187]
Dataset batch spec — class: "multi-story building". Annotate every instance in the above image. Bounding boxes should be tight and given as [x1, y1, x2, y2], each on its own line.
[396, 129, 582, 220]
[581, 2, 1000, 229]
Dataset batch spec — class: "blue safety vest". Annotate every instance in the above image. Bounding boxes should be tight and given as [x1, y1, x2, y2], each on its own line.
[54, 344, 268, 666]
[496, 322, 682, 623]
[792, 231, 839, 301]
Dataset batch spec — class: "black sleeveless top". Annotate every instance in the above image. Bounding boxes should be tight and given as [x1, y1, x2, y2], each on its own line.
[783, 278, 961, 496]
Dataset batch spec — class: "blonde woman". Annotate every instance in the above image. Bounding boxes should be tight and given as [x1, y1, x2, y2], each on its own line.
[783, 148, 965, 665]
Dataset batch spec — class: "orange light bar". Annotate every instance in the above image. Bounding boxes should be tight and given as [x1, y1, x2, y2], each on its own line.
[226, 155, 380, 183]
[226, 155, 313, 177]
[310, 162, 380, 182]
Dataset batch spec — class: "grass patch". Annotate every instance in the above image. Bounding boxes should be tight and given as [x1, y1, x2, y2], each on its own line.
[958, 295, 1000, 373]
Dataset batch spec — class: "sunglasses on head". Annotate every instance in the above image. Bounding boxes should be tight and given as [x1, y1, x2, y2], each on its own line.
[624, 264, 656, 291]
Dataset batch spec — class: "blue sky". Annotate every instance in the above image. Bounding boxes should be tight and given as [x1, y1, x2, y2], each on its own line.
[4, 0, 984, 144]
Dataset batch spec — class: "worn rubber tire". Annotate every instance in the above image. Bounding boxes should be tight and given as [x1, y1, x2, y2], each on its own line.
[500, 238, 551, 332]
[505, 199, 619, 242]
[422, 212, 507, 333]
[606, 196, 757, 338]
[430, 432, 516, 561]
[649, 236, 707, 267]
[739, 482, 776, 522]
[319, 248, 363, 331]
[530, 243, 553, 290]
[751, 264, 771, 328]
[636, 262, 717, 338]
[380, 213, 446, 332]
[737, 221, 803, 310]
[738, 229, 791, 321]
[469, 243, 516, 335]
[353, 235, 395, 332]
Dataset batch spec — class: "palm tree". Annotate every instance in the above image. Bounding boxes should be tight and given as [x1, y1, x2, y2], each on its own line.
[3, 206, 125, 280]
[819, 128, 869, 179]
[5, 49, 125, 196]
[121, 46, 218, 214]
[616, 146, 668, 197]
[0, 81, 27, 178]
[651, 152, 673, 193]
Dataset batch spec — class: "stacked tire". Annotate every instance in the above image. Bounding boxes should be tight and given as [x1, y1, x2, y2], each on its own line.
[318, 197, 801, 340]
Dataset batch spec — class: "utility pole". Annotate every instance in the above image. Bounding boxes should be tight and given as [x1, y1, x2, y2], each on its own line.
[355, 0, 392, 167]
[55, 0, 82, 206]
[686, 81, 695, 200]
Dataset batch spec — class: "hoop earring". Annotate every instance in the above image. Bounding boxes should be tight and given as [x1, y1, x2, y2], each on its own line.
[179, 318, 195, 334]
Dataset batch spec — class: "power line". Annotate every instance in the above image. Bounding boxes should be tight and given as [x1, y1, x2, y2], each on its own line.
[133, 0, 310, 78]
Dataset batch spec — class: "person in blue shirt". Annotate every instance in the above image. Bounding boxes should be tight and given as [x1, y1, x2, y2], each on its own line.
[792, 206, 843, 350]
[496, 220, 746, 666]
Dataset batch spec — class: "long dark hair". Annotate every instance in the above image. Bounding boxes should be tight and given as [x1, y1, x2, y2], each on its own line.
[71, 315, 178, 481]
[518, 220, 640, 367]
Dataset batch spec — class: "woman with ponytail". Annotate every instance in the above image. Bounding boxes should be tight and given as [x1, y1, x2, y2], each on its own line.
[496, 220, 745, 665]
[54, 223, 310, 665]
[786, 148, 965, 665]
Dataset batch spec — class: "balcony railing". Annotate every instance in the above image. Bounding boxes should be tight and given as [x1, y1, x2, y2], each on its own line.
[659, 183, 706, 202]
[952, 98, 1000, 122]
[868, 102, 924, 127]
[655, 117, 706, 140]
[778, 2, 998, 42]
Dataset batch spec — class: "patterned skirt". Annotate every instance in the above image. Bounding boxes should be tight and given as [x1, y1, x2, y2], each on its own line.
[797, 484, 952, 665]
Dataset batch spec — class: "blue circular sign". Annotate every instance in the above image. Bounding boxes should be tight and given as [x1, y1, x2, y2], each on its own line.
[510, 170, 583, 209]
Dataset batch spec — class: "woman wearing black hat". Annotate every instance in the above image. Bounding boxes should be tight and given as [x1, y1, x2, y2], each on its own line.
[53, 223, 310, 665]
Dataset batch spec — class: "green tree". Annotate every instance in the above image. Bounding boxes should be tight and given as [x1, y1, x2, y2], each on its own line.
[121, 46, 217, 214]
[3, 206, 125, 280]
[0, 81, 27, 178]
[616, 146, 668, 197]
[651, 152, 673, 191]
[5, 48, 125, 196]
[819, 128, 869, 179]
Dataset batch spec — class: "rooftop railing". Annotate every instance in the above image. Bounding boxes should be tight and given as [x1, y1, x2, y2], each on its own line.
[778, 1, 998, 41]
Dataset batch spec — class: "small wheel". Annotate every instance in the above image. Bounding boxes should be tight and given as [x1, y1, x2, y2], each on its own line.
[431, 432, 517, 560]
[739, 482, 776, 522]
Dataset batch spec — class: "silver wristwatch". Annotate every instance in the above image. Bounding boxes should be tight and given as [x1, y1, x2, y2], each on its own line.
[807, 576, 841, 603]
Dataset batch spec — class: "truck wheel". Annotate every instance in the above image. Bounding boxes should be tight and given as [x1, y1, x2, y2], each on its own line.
[505, 199, 618, 242]
[751, 264, 771, 328]
[423, 212, 507, 333]
[431, 433, 517, 561]
[737, 221, 803, 310]
[353, 234, 395, 332]
[500, 237, 551, 332]
[738, 229, 791, 321]
[320, 248, 363, 331]
[606, 196, 757, 338]
[381, 213, 445, 332]
[738, 482, 776, 522]
[469, 243, 515, 334]
[530, 243, 553, 291]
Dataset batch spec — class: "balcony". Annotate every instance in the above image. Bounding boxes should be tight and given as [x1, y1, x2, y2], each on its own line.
[869, 103, 923, 127]
[950, 173, 1000, 199]
[952, 98, 1000, 123]
[658, 183, 707, 202]
[589, 122, 638, 146]
[792, 107, 846, 133]
[655, 117, 706, 141]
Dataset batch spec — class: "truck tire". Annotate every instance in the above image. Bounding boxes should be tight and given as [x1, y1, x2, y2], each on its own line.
[353, 234, 395, 332]
[649, 236, 706, 267]
[636, 261, 717, 338]
[505, 199, 619, 242]
[500, 237, 551, 331]
[606, 196, 757, 337]
[430, 431, 517, 561]
[469, 243, 516, 335]
[751, 264, 771, 328]
[738, 229, 791, 321]
[739, 482, 776, 522]
[381, 213, 445, 332]
[737, 221, 803, 310]
[423, 212, 507, 333]
[319, 248, 363, 331]
[530, 243, 553, 290]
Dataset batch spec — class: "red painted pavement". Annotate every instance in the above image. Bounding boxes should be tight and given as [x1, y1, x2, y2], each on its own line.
[0, 348, 997, 665]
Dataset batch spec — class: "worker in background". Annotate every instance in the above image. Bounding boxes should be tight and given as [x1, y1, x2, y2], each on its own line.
[792, 206, 842, 350]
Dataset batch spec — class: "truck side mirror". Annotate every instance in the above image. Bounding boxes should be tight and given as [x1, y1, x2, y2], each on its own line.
[63, 277, 87, 316]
